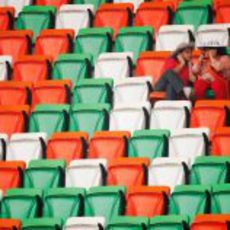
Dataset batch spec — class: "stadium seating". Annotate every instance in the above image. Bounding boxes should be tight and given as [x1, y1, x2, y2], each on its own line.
[0, 55, 12, 81]
[126, 186, 170, 217]
[0, 188, 42, 220]
[107, 158, 149, 186]
[0, 133, 7, 160]
[215, 0, 230, 23]
[88, 131, 130, 161]
[24, 159, 66, 189]
[73, 78, 113, 104]
[46, 132, 88, 164]
[0, 7, 15, 31]
[128, 129, 170, 159]
[0, 218, 21, 230]
[4, 0, 32, 16]
[35, 0, 70, 8]
[65, 159, 107, 189]
[13, 55, 51, 82]
[74, 27, 113, 63]
[84, 186, 126, 222]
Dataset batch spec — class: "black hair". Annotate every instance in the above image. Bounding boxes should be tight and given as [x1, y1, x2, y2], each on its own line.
[202, 47, 227, 56]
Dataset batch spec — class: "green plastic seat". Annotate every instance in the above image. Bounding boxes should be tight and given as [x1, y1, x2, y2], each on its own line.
[29, 104, 70, 137]
[211, 184, 230, 214]
[169, 185, 211, 222]
[128, 129, 170, 159]
[74, 28, 113, 64]
[16, 6, 56, 43]
[107, 216, 149, 230]
[52, 54, 93, 87]
[149, 215, 189, 230]
[24, 160, 66, 189]
[174, 1, 213, 29]
[84, 186, 126, 222]
[22, 218, 62, 230]
[69, 103, 111, 137]
[43, 188, 85, 222]
[73, 0, 106, 10]
[190, 156, 230, 185]
[0, 188, 42, 220]
[114, 26, 153, 63]
[72, 78, 113, 104]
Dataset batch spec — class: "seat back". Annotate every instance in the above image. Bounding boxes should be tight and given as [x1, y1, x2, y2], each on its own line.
[0, 7, 15, 30]
[0, 56, 11, 81]
[215, 0, 230, 23]
[35, 0, 70, 7]
[0, 133, 7, 160]
[7, 0, 31, 16]
[0, 218, 21, 230]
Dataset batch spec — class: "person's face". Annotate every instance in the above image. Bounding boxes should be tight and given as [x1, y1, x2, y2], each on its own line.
[181, 48, 193, 61]
[204, 48, 218, 58]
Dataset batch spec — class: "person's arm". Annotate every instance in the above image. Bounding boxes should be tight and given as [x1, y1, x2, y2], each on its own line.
[189, 62, 196, 82]
[192, 55, 204, 74]
[172, 54, 186, 74]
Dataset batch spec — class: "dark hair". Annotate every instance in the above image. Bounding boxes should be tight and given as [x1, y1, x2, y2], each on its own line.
[202, 47, 227, 55]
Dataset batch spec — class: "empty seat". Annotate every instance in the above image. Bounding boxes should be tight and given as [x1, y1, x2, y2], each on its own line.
[0, 105, 30, 136]
[16, 6, 56, 43]
[174, 1, 213, 29]
[0, 161, 25, 193]
[22, 218, 62, 230]
[109, 102, 151, 132]
[29, 104, 70, 137]
[190, 156, 230, 185]
[46, 132, 88, 164]
[88, 131, 130, 161]
[24, 159, 66, 189]
[148, 157, 189, 190]
[95, 52, 133, 81]
[73, 78, 113, 104]
[169, 185, 211, 221]
[52, 54, 92, 86]
[0, 219, 21, 230]
[135, 2, 173, 35]
[74, 27, 113, 63]
[126, 186, 170, 217]
[6, 0, 32, 16]
[66, 159, 107, 189]
[135, 51, 170, 85]
[113, 77, 152, 105]
[0, 7, 15, 30]
[0, 188, 42, 220]
[13, 55, 51, 83]
[169, 128, 210, 162]
[35, 29, 74, 61]
[64, 217, 105, 230]
[156, 25, 195, 51]
[31, 80, 72, 108]
[215, 0, 230, 23]
[114, 26, 153, 62]
[43, 188, 85, 221]
[6, 133, 47, 164]
[69, 104, 110, 137]
[150, 101, 191, 130]
[0, 133, 7, 160]
[36, 0, 70, 7]
[94, 3, 134, 38]
[212, 127, 230, 156]
[0, 30, 32, 61]
[107, 158, 149, 186]
[85, 186, 126, 222]
[56, 4, 94, 35]
[0, 56, 12, 81]
[128, 129, 170, 159]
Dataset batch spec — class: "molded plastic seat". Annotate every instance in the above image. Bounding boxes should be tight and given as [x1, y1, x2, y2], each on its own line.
[0, 218, 21, 230]
[0, 55, 12, 81]
[215, 0, 230, 23]
[35, 0, 70, 8]
[0, 133, 7, 160]
[0, 7, 15, 31]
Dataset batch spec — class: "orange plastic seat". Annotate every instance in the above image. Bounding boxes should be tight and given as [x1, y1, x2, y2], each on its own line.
[0, 7, 15, 31]
[135, 2, 173, 36]
[0, 81, 32, 106]
[154, 0, 182, 10]
[88, 131, 131, 162]
[13, 55, 51, 83]
[94, 3, 134, 38]
[149, 91, 167, 102]
[0, 105, 30, 136]
[31, 80, 72, 108]
[215, 0, 230, 23]
[46, 132, 88, 164]
[0, 218, 21, 230]
[107, 157, 150, 187]
[35, 29, 74, 61]
[135, 51, 171, 86]
[0, 30, 33, 62]
[0, 161, 26, 193]
[126, 186, 170, 217]
[35, 0, 70, 8]
[212, 127, 230, 156]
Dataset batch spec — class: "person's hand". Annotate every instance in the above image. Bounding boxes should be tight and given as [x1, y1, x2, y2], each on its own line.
[198, 54, 205, 62]
[208, 50, 215, 61]
[177, 54, 186, 66]
[190, 74, 196, 83]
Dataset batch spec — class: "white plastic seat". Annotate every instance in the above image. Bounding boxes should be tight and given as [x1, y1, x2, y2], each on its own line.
[0, 133, 8, 160]
[0, 56, 12, 81]
[56, 4, 94, 35]
[65, 159, 107, 189]
[114, 76, 152, 105]
[169, 128, 210, 163]
[148, 157, 189, 190]
[113, 0, 143, 11]
[0, 189, 2, 200]
[95, 52, 133, 81]
[6, 133, 47, 164]
[156, 25, 195, 51]
[0, 1, 7, 6]
[150, 100, 192, 130]
[7, 0, 32, 16]
[64, 217, 105, 230]
[109, 102, 151, 132]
